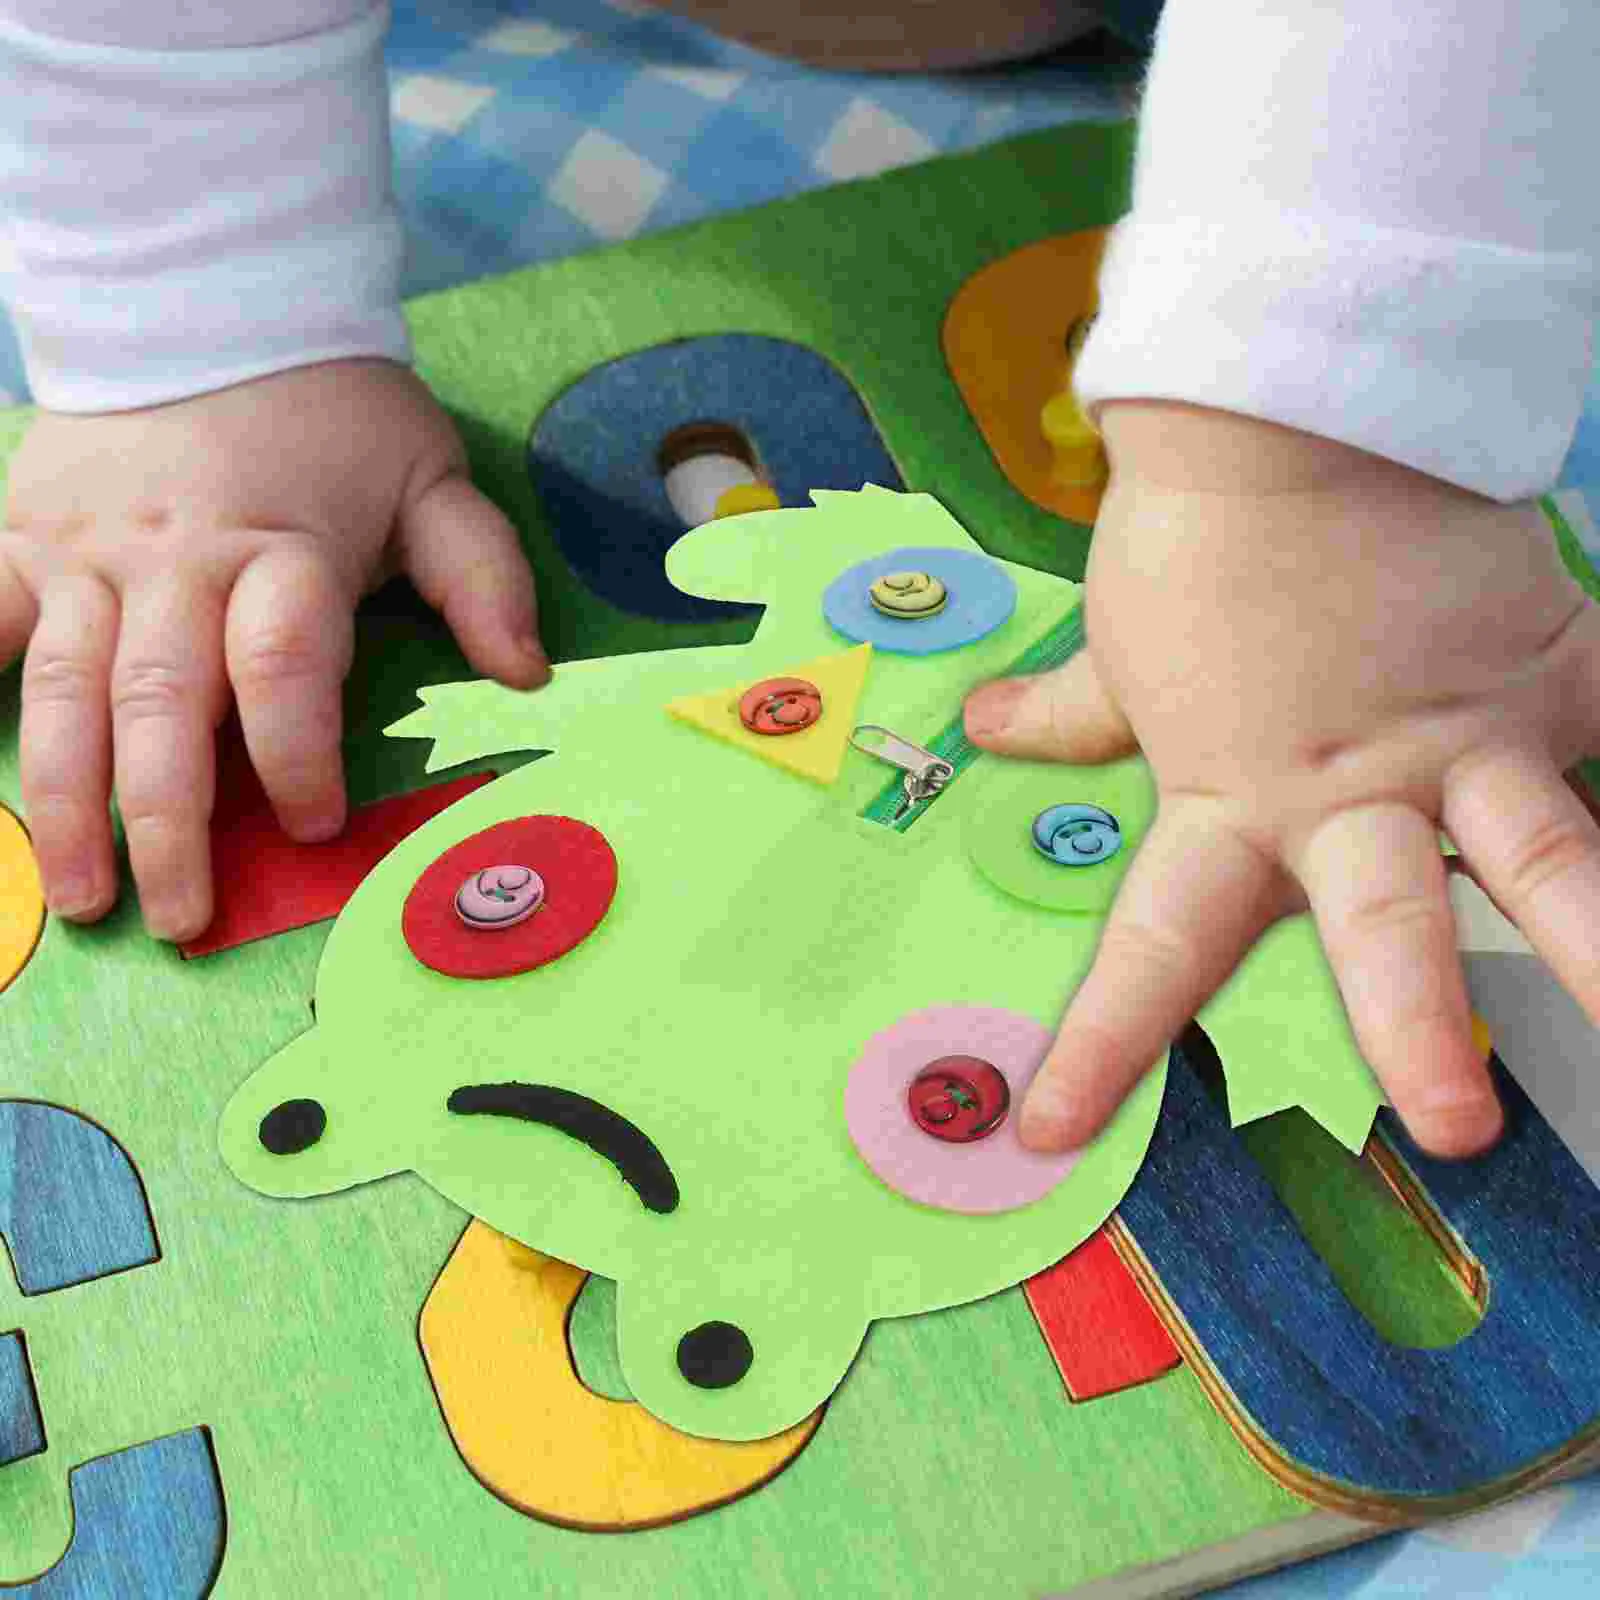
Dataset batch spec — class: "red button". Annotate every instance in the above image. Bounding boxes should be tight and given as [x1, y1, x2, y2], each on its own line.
[907, 1056, 1011, 1143]
[738, 677, 823, 736]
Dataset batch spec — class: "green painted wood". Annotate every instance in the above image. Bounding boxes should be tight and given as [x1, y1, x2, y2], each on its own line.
[1238, 1114, 1479, 1352]
[1546, 493, 1600, 601]
[0, 124, 1491, 1593]
[567, 1276, 632, 1403]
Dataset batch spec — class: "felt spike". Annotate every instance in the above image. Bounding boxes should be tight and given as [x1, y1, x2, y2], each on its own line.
[387, 682, 541, 774]
[665, 645, 873, 785]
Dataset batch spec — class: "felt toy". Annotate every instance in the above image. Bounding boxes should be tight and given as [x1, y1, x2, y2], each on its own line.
[220, 488, 1382, 1443]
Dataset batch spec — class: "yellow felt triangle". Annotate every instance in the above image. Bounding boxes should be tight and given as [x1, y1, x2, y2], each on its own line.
[665, 644, 873, 785]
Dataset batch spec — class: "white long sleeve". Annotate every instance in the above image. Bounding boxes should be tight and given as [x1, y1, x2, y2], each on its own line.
[0, 1, 408, 412]
[1074, 0, 1600, 503]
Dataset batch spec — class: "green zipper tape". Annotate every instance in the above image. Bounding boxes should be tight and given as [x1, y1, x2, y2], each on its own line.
[859, 605, 1086, 831]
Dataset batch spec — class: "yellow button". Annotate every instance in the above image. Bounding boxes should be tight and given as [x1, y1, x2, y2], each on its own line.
[713, 482, 781, 519]
[1040, 391, 1106, 488]
[1469, 1012, 1494, 1061]
[868, 570, 948, 620]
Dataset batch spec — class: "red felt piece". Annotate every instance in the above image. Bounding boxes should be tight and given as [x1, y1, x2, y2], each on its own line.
[402, 816, 617, 980]
[182, 764, 494, 959]
[1023, 1225, 1181, 1402]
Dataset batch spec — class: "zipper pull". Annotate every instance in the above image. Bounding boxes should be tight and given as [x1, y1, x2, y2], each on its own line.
[849, 725, 956, 822]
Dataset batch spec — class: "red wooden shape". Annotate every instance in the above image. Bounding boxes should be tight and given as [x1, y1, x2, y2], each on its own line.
[1023, 1225, 1181, 1402]
[182, 746, 494, 959]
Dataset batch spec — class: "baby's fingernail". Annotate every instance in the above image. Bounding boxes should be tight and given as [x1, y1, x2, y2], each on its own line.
[519, 638, 552, 687]
[517, 632, 543, 661]
[146, 895, 208, 944]
[297, 815, 345, 844]
[964, 679, 1029, 741]
[1018, 1084, 1080, 1153]
[1411, 1092, 1504, 1161]
[49, 875, 102, 919]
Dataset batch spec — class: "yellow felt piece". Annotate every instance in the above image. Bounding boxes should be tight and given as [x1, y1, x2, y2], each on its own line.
[0, 804, 44, 992]
[664, 643, 873, 785]
[419, 1221, 820, 1530]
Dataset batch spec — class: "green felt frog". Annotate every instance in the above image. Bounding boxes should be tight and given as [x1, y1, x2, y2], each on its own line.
[219, 489, 1381, 1442]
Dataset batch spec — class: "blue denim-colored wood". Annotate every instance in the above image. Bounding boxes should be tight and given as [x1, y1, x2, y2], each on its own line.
[0, 1103, 158, 1295]
[9, 1430, 225, 1597]
[1119, 1030, 1600, 1502]
[0, 1329, 44, 1465]
[528, 334, 903, 623]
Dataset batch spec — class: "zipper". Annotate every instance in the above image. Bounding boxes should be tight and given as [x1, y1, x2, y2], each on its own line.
[848, 726, 956, 822]
[855, 605, 1086, 832]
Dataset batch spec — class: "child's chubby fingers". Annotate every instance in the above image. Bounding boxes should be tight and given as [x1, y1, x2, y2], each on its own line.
[1292, 803, 1500, 1159]
[397, 472, 550, 690]
[963, 647, 1137, 765]
[1442, 743, 1600, 1034]
[225, 542, 355, 846]
[19, 572, 120, 921]
[111, 573, 230, 942]
[0, 540, 41, 672]
[1019, 799, 1288, 1152]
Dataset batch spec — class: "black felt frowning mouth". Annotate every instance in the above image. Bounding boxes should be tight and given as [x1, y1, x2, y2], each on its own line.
[446, 1083, 680, 1215]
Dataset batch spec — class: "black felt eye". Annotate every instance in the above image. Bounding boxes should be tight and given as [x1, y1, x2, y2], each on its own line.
[258, 1098, 327, 1156]
[676, 1321, 753, 1389]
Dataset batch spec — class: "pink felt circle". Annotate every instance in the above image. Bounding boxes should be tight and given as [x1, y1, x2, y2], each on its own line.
[843, 1006, 1080, 1213]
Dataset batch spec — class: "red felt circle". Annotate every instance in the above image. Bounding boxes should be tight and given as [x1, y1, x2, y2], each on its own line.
[402, 816, 617, 979]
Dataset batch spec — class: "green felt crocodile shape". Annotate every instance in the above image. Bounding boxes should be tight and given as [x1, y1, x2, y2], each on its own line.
[220, 488, 1382, 1442]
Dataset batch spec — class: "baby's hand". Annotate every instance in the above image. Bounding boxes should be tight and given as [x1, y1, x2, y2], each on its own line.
[965, 401, 1600, 1159]
[0, 358, 547, 941]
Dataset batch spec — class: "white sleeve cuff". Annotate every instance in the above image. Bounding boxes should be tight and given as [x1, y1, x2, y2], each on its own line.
[1073, 0, 1600, 504]
[1074, 212, 1597, 504]
[0, 2, 410, 413]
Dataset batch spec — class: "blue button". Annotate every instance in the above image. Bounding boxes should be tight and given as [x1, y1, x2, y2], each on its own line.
[1031, 804, 1122, 867]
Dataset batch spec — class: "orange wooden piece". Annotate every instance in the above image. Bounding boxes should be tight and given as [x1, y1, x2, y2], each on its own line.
[1024, 1223, 1181, 1402]
[943, 228, 1110, 527]
[182, 737, 493, 958]
[419, 1221, 821, 1530]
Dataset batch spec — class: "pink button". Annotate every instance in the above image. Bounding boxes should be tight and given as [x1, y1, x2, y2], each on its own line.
[454, 864, 547, 930]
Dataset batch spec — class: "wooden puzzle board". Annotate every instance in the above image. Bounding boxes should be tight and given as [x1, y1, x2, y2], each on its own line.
[0, 124, 1534, 1596]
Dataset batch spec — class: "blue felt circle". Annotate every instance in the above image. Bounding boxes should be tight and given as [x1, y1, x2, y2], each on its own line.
[1030, 804, 1123, 867]
[822, 546, 1016, 655]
